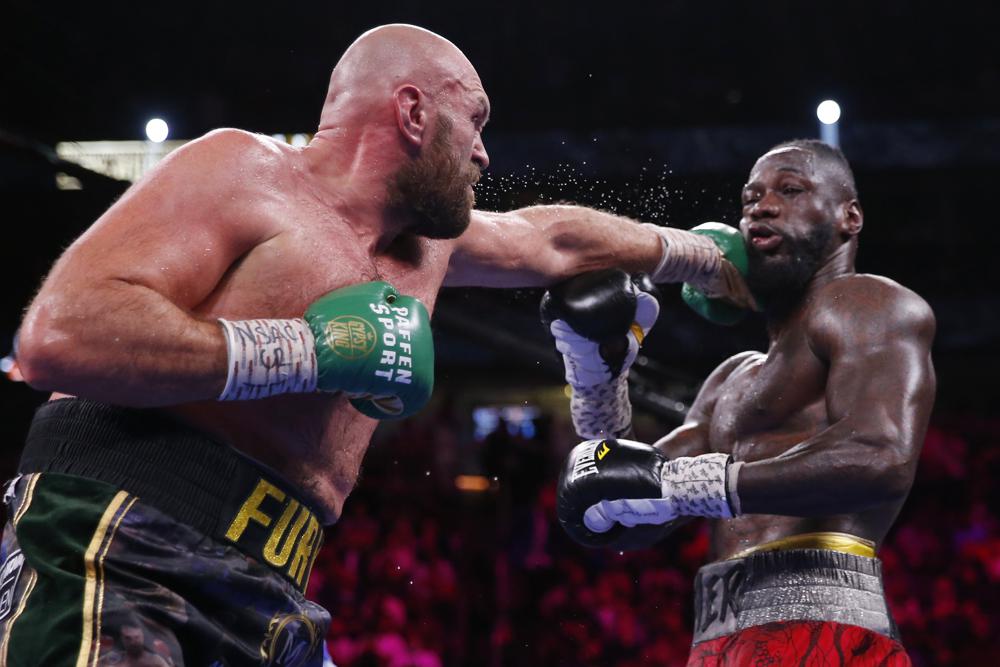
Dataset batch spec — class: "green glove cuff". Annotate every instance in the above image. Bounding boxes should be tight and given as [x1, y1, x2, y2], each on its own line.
[682, 223, 752, 326]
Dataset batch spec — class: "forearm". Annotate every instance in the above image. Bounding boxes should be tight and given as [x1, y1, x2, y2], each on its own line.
[450, 206, 663, 288]
[516, 205, 664, 279]
[737, 425, 914, 516]
[19, 280, 228, 406]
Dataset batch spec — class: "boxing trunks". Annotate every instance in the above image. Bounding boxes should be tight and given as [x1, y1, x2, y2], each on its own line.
[0, 398, 330, 666]
[688, 534, 911, 666]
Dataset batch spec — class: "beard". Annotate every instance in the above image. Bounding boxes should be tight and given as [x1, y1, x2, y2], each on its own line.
[388, 117, 480, 240]
[746, 222, 834, 308]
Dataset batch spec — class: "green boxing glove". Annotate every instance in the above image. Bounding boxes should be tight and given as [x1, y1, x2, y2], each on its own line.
[306, 282, 433, 419]
[681, 222, 752, 326]
[217, 281, 434, 420]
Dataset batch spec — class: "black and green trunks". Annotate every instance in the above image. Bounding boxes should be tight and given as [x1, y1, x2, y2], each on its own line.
[0, 398, 331, 666]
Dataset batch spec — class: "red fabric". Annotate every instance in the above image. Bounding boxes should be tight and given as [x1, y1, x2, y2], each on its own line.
[688, 620, 912, 667]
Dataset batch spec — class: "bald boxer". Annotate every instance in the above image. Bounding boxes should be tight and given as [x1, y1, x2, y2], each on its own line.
[554, 140, 935, 665]
[2, 24, 751, 666]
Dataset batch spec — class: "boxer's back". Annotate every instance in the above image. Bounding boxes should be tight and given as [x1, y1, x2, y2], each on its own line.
[705, 274, 919, 558]
[127, 129, 457, 519]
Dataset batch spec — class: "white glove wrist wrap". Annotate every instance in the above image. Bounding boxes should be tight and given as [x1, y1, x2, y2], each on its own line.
[218, 318, 318, 400]
[570, 374, 632, 439]
[645, 224, 722, 287]
[659, 452, 740, 519]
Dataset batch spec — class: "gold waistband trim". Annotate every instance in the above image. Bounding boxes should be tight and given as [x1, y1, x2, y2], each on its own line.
[726, 531, 876, 560]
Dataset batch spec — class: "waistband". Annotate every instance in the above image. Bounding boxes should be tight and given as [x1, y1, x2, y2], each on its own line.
[727, 531, 876, 560]
[19, 398, 324, 593]
[692, 547, 899, 645]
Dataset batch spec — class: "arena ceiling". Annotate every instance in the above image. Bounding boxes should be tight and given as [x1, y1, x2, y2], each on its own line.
[3, 2, 997, 141]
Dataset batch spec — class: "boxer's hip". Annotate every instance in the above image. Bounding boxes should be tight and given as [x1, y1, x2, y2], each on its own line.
[691, 535, 900, 646]
[17, 397, 325, 593]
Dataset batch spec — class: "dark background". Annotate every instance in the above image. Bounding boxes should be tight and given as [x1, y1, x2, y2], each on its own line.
[2, 2, 999, 665]
[3, 1, 999, 401]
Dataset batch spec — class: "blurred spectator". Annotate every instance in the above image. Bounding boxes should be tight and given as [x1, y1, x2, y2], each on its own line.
[308, 400, 997, 666]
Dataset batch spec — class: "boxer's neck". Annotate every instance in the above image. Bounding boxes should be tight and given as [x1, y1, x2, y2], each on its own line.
[764, 245, 856, 341]
[303, 128, 419, 252]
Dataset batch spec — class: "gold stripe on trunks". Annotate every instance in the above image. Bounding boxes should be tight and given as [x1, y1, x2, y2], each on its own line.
[727, 531, 876, 560]
[77, 491, 135, 667]
[0, 570, 38, 665]
[12, 474, 40, 527]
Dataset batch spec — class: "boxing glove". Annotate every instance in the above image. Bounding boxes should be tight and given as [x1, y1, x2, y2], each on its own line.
[218, 281, 433, 419]
[557, 438, 743, 548]
[540, 269, 660, 388]
[680, 223, 753, 326]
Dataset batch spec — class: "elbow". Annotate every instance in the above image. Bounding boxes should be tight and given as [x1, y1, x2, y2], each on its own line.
[878, 461, 915, 504]
[17, 305, 75, 391]
[858, 442, 916, 505]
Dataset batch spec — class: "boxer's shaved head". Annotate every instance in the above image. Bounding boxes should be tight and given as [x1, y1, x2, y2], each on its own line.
[320, 24, 482, 128]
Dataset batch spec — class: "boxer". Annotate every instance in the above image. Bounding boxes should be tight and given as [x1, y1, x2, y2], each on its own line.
[552, 140, 935, 665]
[2, 24, 751, 666]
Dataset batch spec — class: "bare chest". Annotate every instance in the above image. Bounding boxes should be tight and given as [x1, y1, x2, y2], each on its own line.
[196, 202, 454, 320]
[709, 337, 829, 462]
[175, 197, 455, 517]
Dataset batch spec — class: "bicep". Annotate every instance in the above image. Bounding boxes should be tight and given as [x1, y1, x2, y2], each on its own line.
[445, 210, 547, 287]
[819, 287, 936, 460]
[43, 134, 271, 308]
[825, 327, 936, 452]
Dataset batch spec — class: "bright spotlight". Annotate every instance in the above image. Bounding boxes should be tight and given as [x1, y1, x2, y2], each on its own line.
[145, 118, 169, 143]
[816, 100, 841, 125]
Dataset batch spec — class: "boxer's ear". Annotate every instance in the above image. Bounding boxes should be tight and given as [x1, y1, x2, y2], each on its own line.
[394, 85, 426, 147]
[839, 200, 863, 238]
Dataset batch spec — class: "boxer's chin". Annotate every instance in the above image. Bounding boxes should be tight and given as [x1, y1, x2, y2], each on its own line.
[409, 179, 475, 240]
[746, 224, 832, 304]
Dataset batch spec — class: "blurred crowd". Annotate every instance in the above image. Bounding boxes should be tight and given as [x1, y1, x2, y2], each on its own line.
[311, 406, 1000, 667]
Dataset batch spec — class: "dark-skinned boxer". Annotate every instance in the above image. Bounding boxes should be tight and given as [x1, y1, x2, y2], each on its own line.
[549, 140, 935, 666]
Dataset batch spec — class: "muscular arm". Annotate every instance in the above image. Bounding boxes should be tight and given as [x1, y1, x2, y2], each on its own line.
[17, 129, 278, 406]
[738, 277, 936, 516]
[444, 205, 664, 287]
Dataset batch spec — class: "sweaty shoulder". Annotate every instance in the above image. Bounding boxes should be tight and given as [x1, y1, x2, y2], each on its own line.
[170, 127, 282, 169]
[806, 274, 935, 357]
[134, 129, 291, 232]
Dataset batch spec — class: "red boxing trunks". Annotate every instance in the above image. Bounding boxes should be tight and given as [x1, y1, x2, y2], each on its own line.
[688, 620, 910, 666]
[687, 541, 910, 666]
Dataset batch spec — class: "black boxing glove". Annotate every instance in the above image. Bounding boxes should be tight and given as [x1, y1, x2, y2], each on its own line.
[557, 438, 742, 549]
[540, 269, 660, 381]
[541, 270, 659, 438]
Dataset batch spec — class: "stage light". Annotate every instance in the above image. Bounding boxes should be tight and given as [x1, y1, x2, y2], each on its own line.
[816, 100, 841, 125]
[145, 118, 169, 143]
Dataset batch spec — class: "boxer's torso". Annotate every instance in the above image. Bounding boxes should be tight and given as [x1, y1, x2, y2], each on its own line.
[705, 277, 905, 558]
[149, 134, 456, 520]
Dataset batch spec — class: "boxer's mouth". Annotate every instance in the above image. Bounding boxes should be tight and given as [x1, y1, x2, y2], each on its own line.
[748, 223, 783, 251]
